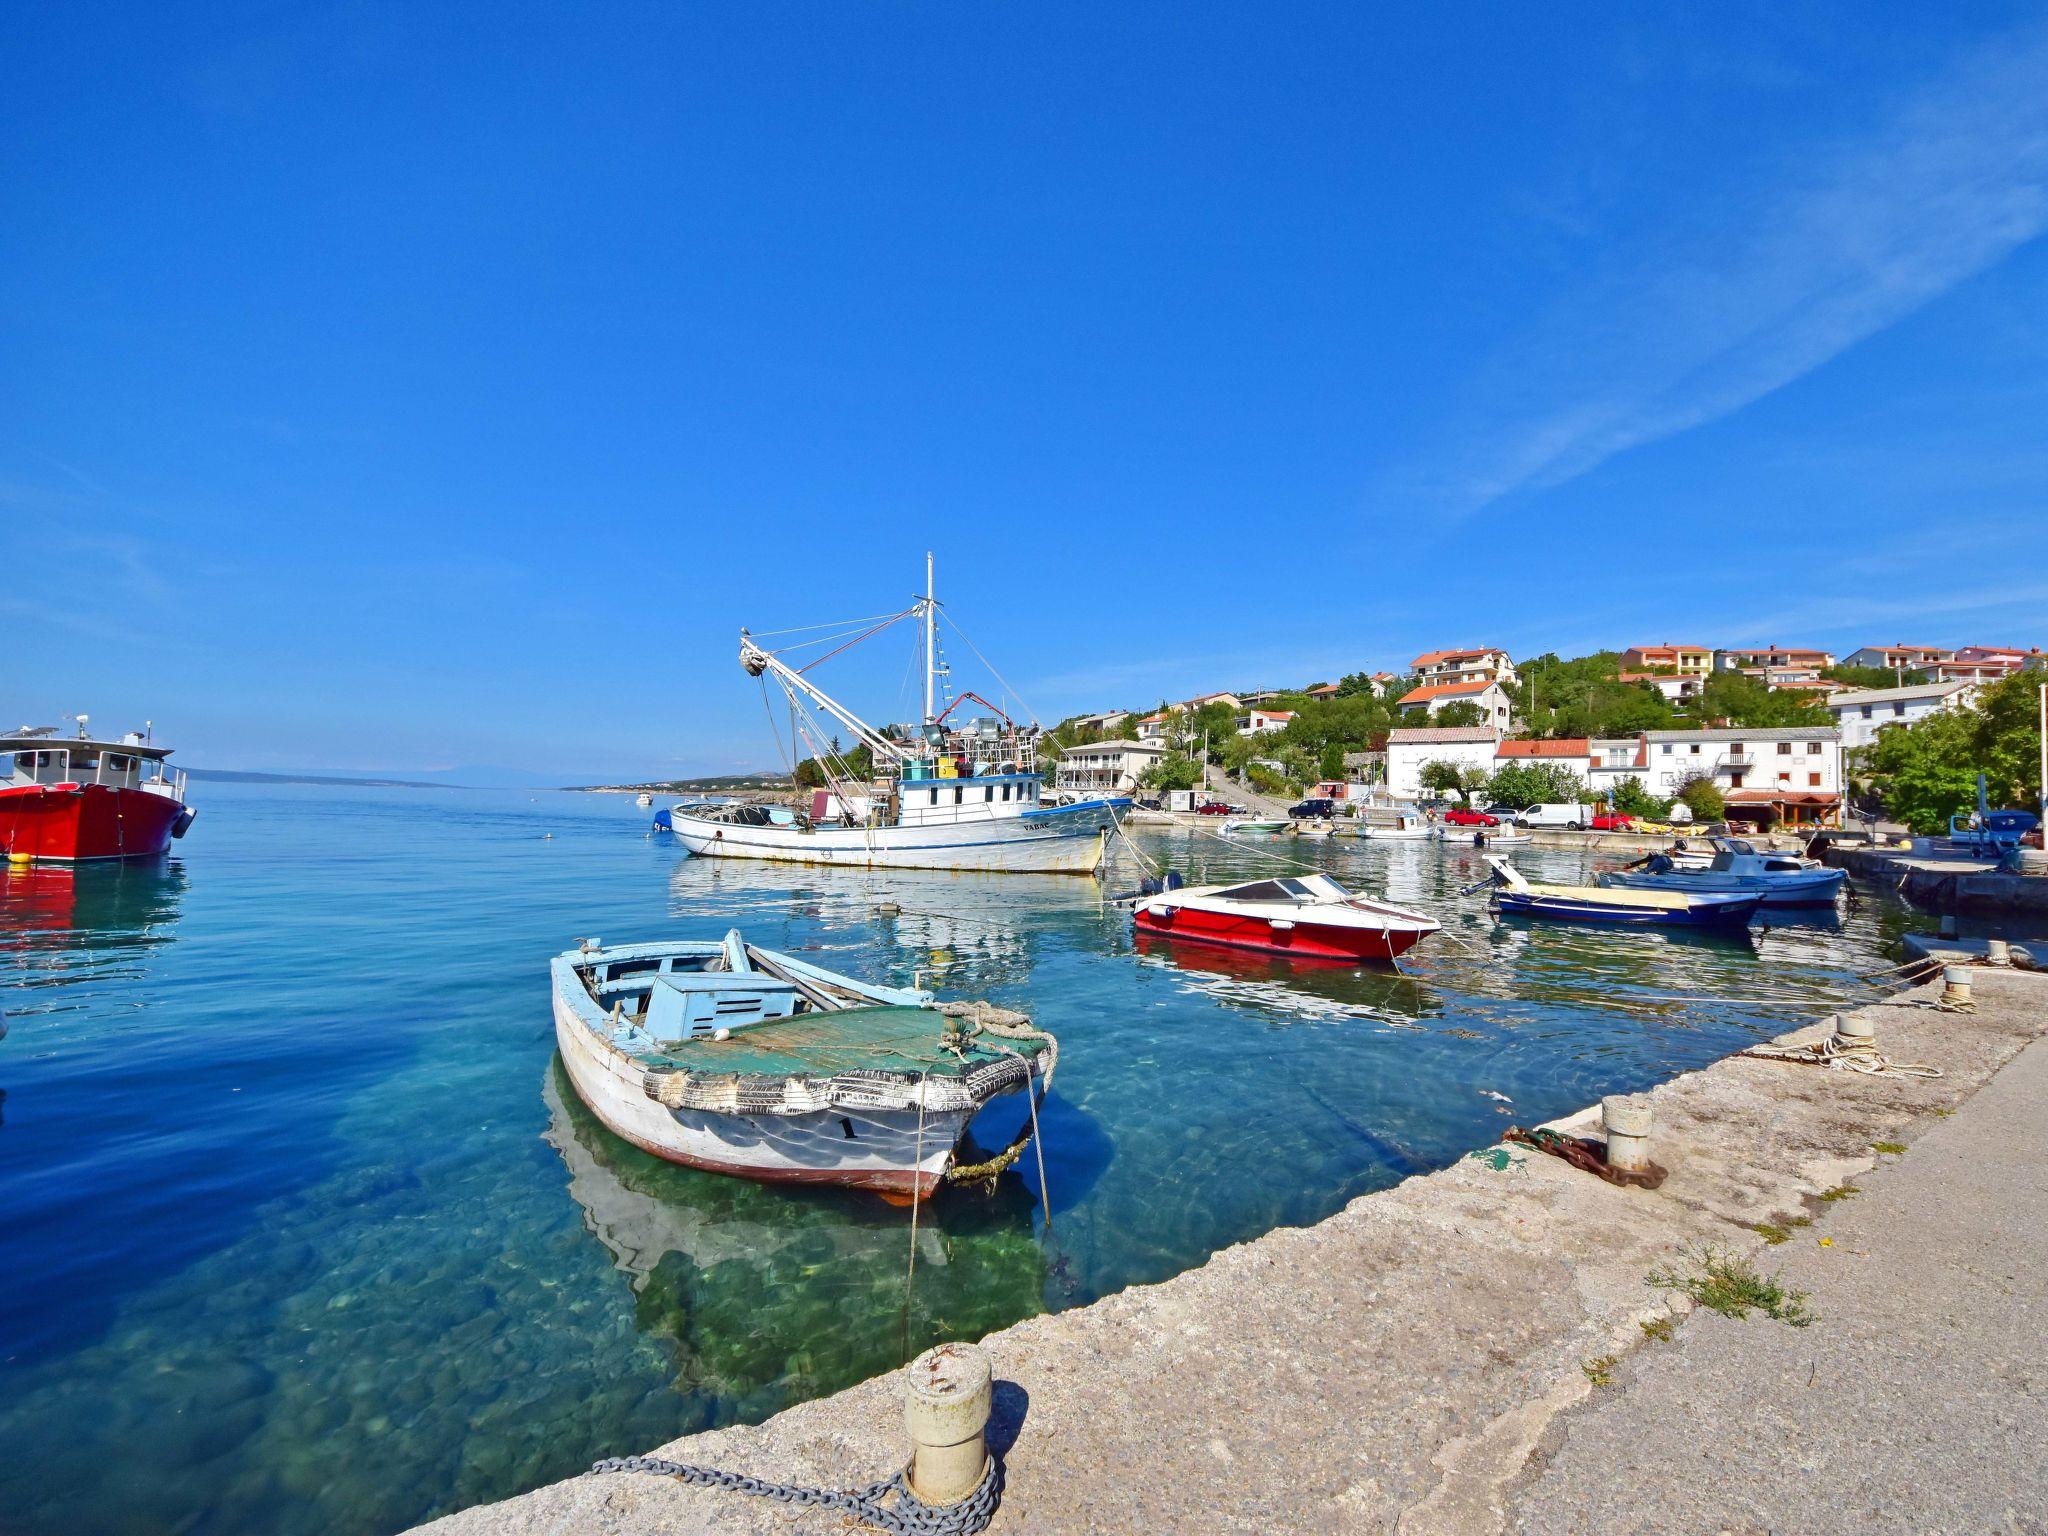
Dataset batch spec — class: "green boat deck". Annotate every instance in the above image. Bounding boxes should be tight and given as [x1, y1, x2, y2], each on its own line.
[631, 1005, 1049, 1080]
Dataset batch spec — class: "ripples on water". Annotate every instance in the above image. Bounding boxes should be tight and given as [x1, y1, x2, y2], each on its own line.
[0, 787, 1930, 1535]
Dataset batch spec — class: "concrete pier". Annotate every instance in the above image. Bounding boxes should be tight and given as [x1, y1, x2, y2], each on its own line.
[418, 967, 2047, 1536]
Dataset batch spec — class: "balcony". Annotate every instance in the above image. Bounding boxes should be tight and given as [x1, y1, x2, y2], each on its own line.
[1713, 752, 1754, 774]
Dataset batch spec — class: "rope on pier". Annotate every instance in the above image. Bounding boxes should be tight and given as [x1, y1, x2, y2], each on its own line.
[587, 1453, 999, 1535]
[1740, 1028, 1942, 1080]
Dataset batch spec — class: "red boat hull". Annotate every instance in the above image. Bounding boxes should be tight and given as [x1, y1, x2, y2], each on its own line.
[0, 783, 185, 862]
[1133, 904, 1424, 964]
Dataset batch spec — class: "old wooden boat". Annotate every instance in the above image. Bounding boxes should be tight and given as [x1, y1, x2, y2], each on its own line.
[552, 932, 1054, 1199]
[1483, 858, 1761, 928]
[1133, 872, 1439, 963]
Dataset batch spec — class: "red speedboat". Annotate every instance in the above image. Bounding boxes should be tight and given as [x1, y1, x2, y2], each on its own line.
[1133, 873, 1438, 964]
[1, 722, 195, 863]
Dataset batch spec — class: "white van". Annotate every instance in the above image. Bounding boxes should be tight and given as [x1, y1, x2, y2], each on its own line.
[1521, 802, 1592, 829]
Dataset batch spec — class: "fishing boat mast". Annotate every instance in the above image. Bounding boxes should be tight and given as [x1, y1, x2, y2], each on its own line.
[923, 550, 937, 726]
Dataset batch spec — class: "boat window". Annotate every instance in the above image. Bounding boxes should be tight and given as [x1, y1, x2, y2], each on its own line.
[1215, 879, 1296, 903]
[953, 787, 963, 805]
[928, 789, 939, 806]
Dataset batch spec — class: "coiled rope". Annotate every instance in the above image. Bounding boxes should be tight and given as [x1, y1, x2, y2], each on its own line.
[1741, 1026, 1942, 1080]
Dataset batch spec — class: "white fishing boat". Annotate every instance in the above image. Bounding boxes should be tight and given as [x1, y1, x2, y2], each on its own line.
[552, 932, 1055, 1200]
[1356, 812, 1433, 841]
[669, 556, 1127, 874]
[1222, 817, 1288, 835]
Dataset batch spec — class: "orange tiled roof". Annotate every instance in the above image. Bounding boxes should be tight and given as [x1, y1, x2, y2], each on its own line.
[1411, 647, 1499, 668]
[1398, 679, 1496, 705]
[1496, 738, 1591, 758]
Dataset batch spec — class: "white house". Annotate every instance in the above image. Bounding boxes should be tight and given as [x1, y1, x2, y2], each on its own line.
[1617, 670, 1705, 704]
[1410, 647, 1518, 688]
[1715, 646, 1836, 673]
[1621, 644, 1714, 678]
[1844, 644, 1951, 672]
[1395, 676, 1514, 728]
[1640, 727, 1843, 828]
[1587, 736, 1649, 798]
[1828, 680, 1978, 751]
[1069, 709, 1132, 734]
[1386, 726, 1501, 801]
[1239, 708, 1296, 736]
[1133, 711, 1174, 745]
[1053, 739, 1164, 795]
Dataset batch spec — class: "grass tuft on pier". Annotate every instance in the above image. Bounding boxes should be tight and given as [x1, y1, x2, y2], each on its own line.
[1648, 1244, 1814, 1327]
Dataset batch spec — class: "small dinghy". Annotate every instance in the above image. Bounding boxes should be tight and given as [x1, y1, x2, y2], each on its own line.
[1222, 817, 1288, 835]
[552, 932, 1054, 1200]
[1603, 839, 1844, 907]
[1294, 819, 1337, 838]
[1481, 857, 1761, 928]
[1134, 872, 1439, 963]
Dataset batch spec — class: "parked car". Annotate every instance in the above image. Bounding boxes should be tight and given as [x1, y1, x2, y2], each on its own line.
[1443, 808, 1500, 827]
[1195, 800, 1232, 815]
[1589, 813, 1636, 832]
[1481, 804, 1525, 824]
[1521, 802, 1593, 829]
[1289, 797, 1337, 820]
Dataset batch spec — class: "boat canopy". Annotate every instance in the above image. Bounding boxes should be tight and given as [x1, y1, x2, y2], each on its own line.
[1211, 874, 1352, 905]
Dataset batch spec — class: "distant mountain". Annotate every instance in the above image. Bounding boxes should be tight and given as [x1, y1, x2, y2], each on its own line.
[186, 768, 460, 789]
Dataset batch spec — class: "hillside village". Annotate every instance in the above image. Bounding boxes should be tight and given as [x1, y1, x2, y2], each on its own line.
[1048, 641, 2048, 832]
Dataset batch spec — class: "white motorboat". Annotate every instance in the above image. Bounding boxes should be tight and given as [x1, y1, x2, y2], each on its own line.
[1356, 813, 1434, 841]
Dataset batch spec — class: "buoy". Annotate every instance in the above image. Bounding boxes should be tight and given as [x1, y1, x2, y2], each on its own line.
[6, 851, 32, 866]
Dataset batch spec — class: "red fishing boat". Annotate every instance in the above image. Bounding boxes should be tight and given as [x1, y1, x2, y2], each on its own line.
[1133, 873, 1438, 964]
[1, 721, 195, 863]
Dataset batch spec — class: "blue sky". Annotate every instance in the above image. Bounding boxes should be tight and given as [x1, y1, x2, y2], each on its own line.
[5, 4, 2047, 781]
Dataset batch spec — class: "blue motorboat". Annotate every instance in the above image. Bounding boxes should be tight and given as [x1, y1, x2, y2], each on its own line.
[1482, 858, 1763, 928]
[1600, 840, 1845, 907]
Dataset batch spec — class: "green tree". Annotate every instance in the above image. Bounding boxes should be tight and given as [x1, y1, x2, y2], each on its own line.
[1862, 673, 2045, 832]
[1318, 742, 1346, 780]
[1826, 664, 1925, 690]
[1419, 757, 1488, 799]
[1482, 761, 1585, 809]
[1610, 777, 1667, 818]
[1695, 672, 1831, 729]
[1674, 772, 1725, 821]
[1432, 700, 1487, 727]
[1139, 752, 1203, 793]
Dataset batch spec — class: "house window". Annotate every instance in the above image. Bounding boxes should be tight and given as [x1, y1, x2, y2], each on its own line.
[1893, 704, 1906, 716]
[1689, 744, 1701, 755]
[1662, 744, 1672, 755]
[1861, 705, 1873, 718]
[1778, 773, 1790, 784]
[1730, 774, 1745, 788]
[1809, 773, 1822, 787]
[1805, 742, 1821, 754]
[1777, 742, 1791, 755]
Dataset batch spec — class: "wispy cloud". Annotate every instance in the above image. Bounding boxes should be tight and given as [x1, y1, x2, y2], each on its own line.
[1408, 23, 2048, 518]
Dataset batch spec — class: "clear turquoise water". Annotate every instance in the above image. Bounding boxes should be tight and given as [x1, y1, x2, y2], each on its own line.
[0, 786, 1928, 1535]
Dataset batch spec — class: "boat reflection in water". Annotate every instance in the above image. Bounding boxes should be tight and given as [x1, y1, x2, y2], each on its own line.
[541, 1059, 1047, 1411]
[0, 856, 187, 955]
[668, 857, 1095, 990]
[1131, 928, 1437, 1031]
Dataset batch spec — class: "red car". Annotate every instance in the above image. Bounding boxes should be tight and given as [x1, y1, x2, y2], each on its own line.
[1443, 808, 1499, 827]
[1589, 813, 1635, 831]
[1196, 801, 1233, 815]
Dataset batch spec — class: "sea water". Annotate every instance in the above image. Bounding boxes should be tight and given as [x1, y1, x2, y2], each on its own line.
[0, 786, 1928, 1535]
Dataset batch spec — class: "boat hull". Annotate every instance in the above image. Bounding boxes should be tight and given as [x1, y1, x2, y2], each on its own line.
[0, 783, 186, 863]
[552, 987, 969, 1198]
[1601, 869, 1845, 907]
[669, 801, 1121, 874]
[1493, 891, 1762, 927]
[1132, 903, 1427, 963]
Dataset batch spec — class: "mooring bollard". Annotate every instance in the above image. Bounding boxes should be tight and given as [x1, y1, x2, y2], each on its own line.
[1986, 939, 2012, 968]
[1942, 965, 1974, 1008]
[904, 1343, 992, 1505]
[1835, 1011, 1876, 1048]
[1939, 913, 1958, 939]
[1601, 1095, 1654, 1173]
